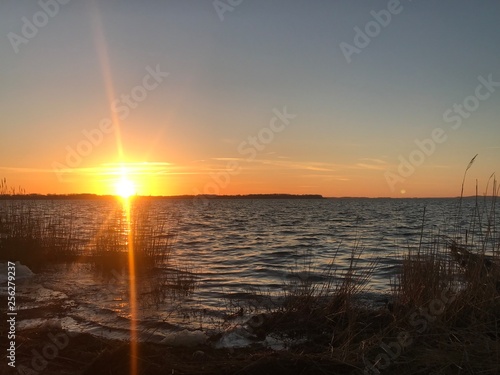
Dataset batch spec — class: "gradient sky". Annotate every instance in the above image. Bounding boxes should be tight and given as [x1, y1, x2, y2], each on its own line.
[1, 0, 499, 197]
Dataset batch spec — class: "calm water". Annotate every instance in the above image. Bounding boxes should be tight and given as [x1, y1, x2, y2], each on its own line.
[3, 197, 498, 342]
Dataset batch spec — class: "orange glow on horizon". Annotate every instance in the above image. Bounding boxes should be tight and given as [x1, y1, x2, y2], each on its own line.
[3, 156, 494, 198]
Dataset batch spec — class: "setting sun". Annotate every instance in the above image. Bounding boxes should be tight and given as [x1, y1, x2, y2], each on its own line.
[115, 177, 136, 198]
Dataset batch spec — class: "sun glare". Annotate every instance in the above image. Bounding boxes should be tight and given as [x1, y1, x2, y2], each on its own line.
[115, 177, 136, 198]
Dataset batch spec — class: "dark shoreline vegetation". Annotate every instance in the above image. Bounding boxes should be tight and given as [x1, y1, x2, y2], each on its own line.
[0, 193, 326, 200]
[2, 193, 497, 201]
[1, 175, 500, 374]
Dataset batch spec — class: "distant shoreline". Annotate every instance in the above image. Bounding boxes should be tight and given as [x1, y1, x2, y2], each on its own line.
[0, 194, 489, 200]
[0, 193, 325, 200]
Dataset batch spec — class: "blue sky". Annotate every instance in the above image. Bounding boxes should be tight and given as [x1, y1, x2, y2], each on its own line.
[1, 0, 499, 196]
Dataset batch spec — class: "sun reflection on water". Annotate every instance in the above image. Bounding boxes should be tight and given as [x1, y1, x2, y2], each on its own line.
[123, 196, 138, 374]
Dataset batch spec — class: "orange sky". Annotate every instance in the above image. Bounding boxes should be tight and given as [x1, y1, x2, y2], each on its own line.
[2, 155, 496, 198]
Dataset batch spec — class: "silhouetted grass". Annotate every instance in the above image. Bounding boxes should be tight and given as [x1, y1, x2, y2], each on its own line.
[357, 158, 500, 374]
[221, 158, 500, 374]
[0, 201, 80, 269]
[89, 199, 178, 276]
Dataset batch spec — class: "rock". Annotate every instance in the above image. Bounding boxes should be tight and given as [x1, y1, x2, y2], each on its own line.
[160, 330, 207, 348]
[192, 350, 205, 360]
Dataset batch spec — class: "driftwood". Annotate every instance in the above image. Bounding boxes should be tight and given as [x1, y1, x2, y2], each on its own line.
[447, 240, 500, 294]
[448, 241, 498, 273]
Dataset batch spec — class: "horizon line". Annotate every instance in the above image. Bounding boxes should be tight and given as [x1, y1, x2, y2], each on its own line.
[0, 192, 491, 200]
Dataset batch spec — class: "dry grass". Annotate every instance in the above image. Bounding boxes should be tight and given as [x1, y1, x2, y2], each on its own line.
[223, 159, 500, 374]
[0, 188, 197, 313]
[221, 245, 379, 364]
[357, 161, 500, 375]
[0, 202, 81, 269]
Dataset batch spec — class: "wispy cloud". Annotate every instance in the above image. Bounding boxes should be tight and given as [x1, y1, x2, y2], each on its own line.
[359, 158, 387, 165]
[211, 157, 242, 161]
[0, 156, 391, 182]
[0, 167, 56, 174]
[205, 156, 392, 174]
[355, 157, 388, 170]
[355, 163, 387, 171]
[1, 162, 199, 177]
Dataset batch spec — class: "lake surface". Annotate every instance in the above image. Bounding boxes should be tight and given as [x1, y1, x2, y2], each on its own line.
[2, 197, 497, 344]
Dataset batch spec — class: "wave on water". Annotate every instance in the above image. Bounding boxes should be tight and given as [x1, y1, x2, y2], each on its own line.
[2, 197, 498, 346]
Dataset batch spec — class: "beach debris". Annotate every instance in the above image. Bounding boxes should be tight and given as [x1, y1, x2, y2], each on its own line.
[214, 326, 257, 349]
[448, 240, 499, 276]
[214, 322, 295, 350]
